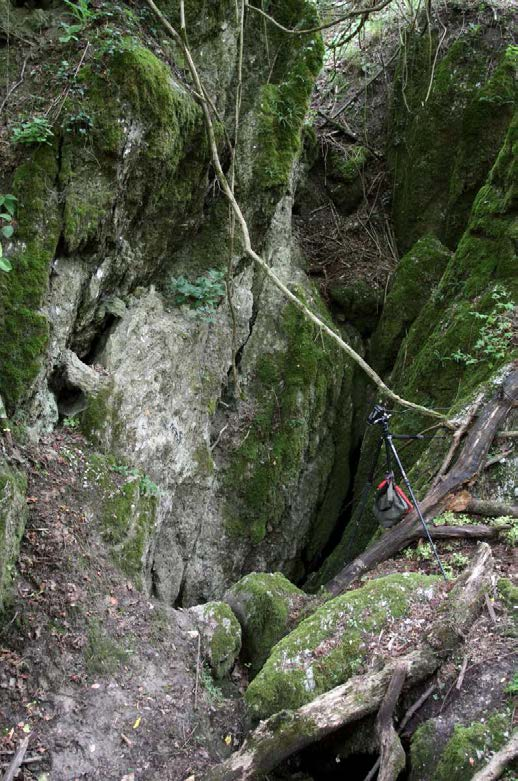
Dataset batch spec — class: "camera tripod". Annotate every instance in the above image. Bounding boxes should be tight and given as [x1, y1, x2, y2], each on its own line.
[350, 404, 447, 579]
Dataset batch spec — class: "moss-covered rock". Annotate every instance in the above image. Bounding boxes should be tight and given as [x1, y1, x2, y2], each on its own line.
[87, 455, 158, 588]
[389, 34, 517, 252]
[370, 235, 452, 375]
[224, 572, 307, 675]
[0, 459, 27, 612]
[0, 145, 61, 412]
[189, 601, 242, 679]
[254, 0, 324, 189]
[329, 278, 383, 336]
[410, 710, 513, 781]
[223, 293, 351, 548]
[245, 573, 438, 719]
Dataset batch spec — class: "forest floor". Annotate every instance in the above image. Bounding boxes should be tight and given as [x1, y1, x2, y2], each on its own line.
[1, 431, 516, 781]
[0, 430, 248, 781]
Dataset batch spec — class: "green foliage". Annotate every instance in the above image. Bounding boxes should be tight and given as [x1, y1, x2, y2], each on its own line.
[59, 0, 95, 42]
[200, 663, 225, 704]
[0, 195, 17, 272]
[449, 285, 515, 367]
[63, 416, 80, 429]
[167, 269, 225, 319]
[11, 117, 54, 146]
[64, 110, 94, 137]
[110, 463, 159, 497]
[505, 672, 518, 696]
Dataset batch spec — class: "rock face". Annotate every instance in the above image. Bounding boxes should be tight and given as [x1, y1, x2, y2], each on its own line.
[0, 458, 27, 611]
[245, 572, 438, 719]
[0, 0, 358, 604]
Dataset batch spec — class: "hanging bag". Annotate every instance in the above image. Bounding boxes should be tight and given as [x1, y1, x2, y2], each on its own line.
[373, 474, 412, 528]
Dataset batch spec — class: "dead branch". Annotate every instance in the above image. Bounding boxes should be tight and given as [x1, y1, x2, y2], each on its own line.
[376, 663, 407, 781]
[326, 371, 517, 596]
[143, 0, 452, 426]
[465, 498, 518, 518]
[2, 736, 29, 781]
[364, 684, 436, 781]
[202, 546, 492, 781]
[0, 56, 28, 115]
[470, 730, 518, 781]
[434, 393, 484, 485]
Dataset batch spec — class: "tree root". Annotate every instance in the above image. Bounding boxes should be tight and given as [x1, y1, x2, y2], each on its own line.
[203, 545, 493, 780]
[470, 730, 518, 781]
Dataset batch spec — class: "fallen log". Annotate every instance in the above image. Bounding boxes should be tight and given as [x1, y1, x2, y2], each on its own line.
[327, 370, 517, 596]
[470, 730, 518, 781]
[203, 545, 493, 781]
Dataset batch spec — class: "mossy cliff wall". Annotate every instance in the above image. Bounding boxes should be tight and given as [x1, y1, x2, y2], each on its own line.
[388, 31, 517, 253]
[0, 0, 362, 603]
[0, 458, 27, 612]
[314, 35, 517, 581]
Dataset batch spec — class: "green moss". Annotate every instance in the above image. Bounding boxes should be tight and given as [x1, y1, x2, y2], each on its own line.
[81, 384, 116, 445]
[410, 711, 512, 781]
[255, 1, 324, 188]
[101, 476, 157, 586]
[0, 145, 61, 412]
[389, 35, 516, 251]
[245, 573, 438, 719]
[328, 279, 383, 336]
[193, 601, 242, 679]
[225, 572, 305, 675]
[223, 293, 344, 544]
[327, 146, 369, 183]
[370, 236, 452, 375]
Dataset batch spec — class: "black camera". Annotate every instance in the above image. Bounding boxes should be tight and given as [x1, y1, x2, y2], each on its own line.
[367, 404, 390, 426]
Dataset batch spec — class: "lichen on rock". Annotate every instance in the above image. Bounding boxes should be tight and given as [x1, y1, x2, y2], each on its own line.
[245, 572, 438, 720]
[189, 600, 242, 679]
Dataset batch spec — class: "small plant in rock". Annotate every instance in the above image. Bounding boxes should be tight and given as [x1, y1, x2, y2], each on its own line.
[59, 0, 95, 42]
[449, 286, 515, 367]
[167, 269, 226, 320]
[64, 110, 94, 137]
[11, 116, 54, 146]
[63, 416, 80, 429]
[138, 474, 159, 497]
[0, 194, 16, 272]
[200, 664, 225, 704]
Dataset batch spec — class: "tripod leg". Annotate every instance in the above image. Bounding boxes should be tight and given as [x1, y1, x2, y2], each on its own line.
[387, 437, 448, 580]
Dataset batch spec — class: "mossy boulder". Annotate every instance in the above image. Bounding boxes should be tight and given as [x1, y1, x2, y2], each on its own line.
[224, 572, 308, 675]
[329, 278, 383, 336]
[370, 235, 452, 375]
[189, 601, 242, 679]
[325, 145, 370, 213]
[410, 711, 514, 781]
[389, 34, 517, 252]
[245, 573, 438, 719]
[0, 459, 27, 612]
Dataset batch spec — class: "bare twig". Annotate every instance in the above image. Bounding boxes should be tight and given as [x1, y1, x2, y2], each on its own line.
[194, 631, 201, 711]
[455, 654, 469, 690]
[245, 0, 395, 36]
[331, 48, 399, 119]
[0, 56, 28, 115]
[143, 0, 453, 426]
